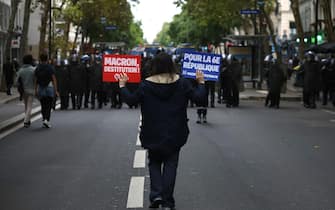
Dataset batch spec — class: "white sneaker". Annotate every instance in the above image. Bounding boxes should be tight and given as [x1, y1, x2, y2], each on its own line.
[43, 120, 51, 128]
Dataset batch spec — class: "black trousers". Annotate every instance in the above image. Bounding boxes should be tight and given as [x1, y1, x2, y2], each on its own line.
[71, 92, 83, 109]
[205, 82, 215, 106]
[40, 97, 53, 121]
[269, 90, 281, 107]
[60, 95, 69, 109]
[91, 90, 104, 108]
[148, 150, 180, 208]
[303, 90, 317, 107]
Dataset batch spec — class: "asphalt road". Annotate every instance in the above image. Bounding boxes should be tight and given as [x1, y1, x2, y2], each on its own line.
[0, 101, 334, 210]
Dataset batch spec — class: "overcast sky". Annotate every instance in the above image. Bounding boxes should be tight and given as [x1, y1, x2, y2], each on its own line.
[129, 0, 181, 44]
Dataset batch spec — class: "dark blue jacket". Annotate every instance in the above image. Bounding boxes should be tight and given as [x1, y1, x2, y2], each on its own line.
[121, 77, 206, 156]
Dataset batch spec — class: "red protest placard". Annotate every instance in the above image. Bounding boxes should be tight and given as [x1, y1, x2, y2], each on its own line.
[103, 54, 141, 83]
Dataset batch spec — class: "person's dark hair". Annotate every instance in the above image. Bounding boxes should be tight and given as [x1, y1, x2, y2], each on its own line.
[39, 53, 48, 62]
[22, 54, 33, 65]
[149, 52, 177, 76]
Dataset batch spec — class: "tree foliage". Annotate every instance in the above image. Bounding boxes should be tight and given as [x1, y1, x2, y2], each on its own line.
[157, 0, 278, 47]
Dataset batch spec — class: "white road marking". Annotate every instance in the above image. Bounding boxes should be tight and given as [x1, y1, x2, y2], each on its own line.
[0, 104, 60, 140]
[133, 150, 146, 168]
[330, 119, 335, 123]
[0, 114, 41, 140]
[136, 133, 141, 146]
[126, 176, 145, 208]
[322, 109, 335, 115]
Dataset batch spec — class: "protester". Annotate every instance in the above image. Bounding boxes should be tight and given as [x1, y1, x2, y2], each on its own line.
[34, 54, 59, 128]
[119, 52, 205, 210]
[16, 54, 36, 128]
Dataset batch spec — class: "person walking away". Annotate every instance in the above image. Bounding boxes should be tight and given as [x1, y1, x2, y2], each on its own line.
[267, 58, 285, 108]
[34, 54, 59, 128]
[16, 54, 36, 128]
[3, 57, 15, 95]
[119, 52, 206, 210]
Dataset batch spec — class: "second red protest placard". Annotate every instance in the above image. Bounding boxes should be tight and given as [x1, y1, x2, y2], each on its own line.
[103, 54, 141, 83]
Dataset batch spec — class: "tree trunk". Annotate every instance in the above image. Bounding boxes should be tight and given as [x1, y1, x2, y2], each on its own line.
[1, 0, 20, 91]
[20, 0, 32, 57]
[4, 0, 20, 61]
[320, 0, 335, 42]
[290, 0, 305, 60]
[72, 26, 79, 52]
[262, 7, 288, 92]
[39, 0, 49, 55]
[262, 8, 282, 65]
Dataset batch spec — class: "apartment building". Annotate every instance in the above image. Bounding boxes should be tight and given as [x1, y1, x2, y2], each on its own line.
[299, 0, 335, 42]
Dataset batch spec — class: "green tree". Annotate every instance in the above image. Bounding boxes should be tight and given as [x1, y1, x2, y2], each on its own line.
[154, 22, 172, 46]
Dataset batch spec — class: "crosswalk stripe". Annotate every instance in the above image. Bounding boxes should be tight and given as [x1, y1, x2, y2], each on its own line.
[126, 176, 145, 208]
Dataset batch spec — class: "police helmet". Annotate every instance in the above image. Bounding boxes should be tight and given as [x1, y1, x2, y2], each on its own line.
[264, 54, 273, 63]
[70, 53, 79, 62]
[94, 54, 102, 63]
[81, 54, 90, 62]
[227, 54, 234, 64]
[305, 51, 315, 61]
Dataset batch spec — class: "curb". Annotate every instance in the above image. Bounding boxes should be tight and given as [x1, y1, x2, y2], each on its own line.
[0, 101, 60, 134]
[240, 96, 302, 101]
[0, 94, 20, 105]
[0, 106, 42, 133]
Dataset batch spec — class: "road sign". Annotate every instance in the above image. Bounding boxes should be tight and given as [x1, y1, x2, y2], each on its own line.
[105, 25, 117, 30]
[240, 9, 260, 15]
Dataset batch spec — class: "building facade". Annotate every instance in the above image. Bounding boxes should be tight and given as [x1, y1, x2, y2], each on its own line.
[299, 0, 335, 43]
[276, 0, 296, 41]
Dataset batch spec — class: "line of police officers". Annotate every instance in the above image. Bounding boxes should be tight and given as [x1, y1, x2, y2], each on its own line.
[53, 50, 335, 112]
[295, 51, 335, 108]
[54, 53, 120, 110]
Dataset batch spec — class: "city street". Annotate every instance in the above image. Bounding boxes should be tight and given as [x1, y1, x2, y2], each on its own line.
[0, 100, 334, 210]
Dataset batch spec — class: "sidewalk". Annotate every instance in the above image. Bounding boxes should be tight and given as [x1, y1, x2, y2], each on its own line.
[0, 89, 42, 134]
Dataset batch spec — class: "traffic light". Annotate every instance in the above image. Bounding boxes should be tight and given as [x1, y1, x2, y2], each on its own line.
[296, 38, 300, 43]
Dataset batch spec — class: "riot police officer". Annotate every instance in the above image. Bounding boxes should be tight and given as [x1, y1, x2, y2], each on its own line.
[55, 58, 70, 110]
[266, 57, 285, 108]
[299, 51, 321, 109]
[89, 55, 104, 109]
[224, 54, 242, 107]
[321, 56, 335, 106]
[69, 53, 85, 109]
